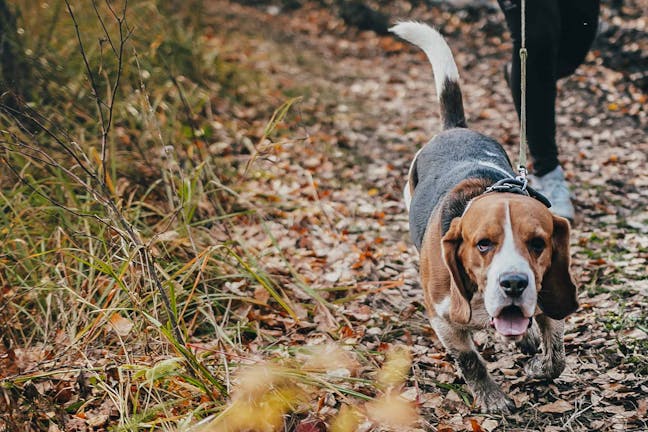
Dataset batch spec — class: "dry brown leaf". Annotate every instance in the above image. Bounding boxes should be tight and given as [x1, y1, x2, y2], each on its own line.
[86, 413, 109, 427]
[253, 285, 270, 304]
[537, 399, 573, 413]
[480, 419, 499, 432]
[469, 418, 485, 432]
[295, 417, 327, 432]
[108, 313, 134, 337]
[635, 398, 648, 419]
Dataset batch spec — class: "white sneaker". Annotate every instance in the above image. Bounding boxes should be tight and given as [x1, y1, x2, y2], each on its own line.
[528, 166, 575, 221]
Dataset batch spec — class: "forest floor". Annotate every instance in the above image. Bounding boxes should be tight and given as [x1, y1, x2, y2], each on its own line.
[1, 0, 646, 430]
[204, 0, 647, 430]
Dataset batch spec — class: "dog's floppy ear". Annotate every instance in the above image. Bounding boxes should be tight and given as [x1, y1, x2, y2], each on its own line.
[538, 215, 578, 319]
[442, 217, 472, 324]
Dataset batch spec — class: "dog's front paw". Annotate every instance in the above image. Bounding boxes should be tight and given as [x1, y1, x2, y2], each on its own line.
[525, 355, 565, 380]
[474, 386, 516, 414]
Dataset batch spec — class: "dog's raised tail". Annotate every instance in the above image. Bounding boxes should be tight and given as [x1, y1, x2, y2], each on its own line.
[389, 21, 467, 130]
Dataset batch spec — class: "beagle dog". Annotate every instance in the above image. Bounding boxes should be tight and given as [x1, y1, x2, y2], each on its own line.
[390, 22, 578, 413]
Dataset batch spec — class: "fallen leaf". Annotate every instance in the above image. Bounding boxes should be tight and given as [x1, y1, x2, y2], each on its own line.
[480, 419, 499, 432]
[295, 417, 326, 432]
[376, 345, 411, 389]
[470, 418, 485, 432]
[537, 399, 572, 413]
[330, 405, 363, 432]
[635, 398, 648, 419]
[86, 413, 109, 427]
[108, 313, 133, 337]
[366, 393, 418, 427]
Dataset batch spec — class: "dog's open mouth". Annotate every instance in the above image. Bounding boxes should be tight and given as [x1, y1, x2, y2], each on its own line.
[491, 306, 531, 337]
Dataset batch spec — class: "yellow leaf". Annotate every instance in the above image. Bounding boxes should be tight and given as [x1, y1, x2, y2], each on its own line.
[376, 345, 412, 389]
[300, 344, 359, 376]
[330, 405, 362, 432]
[366, 393, 418, 427]
[108, 313, 133, 337]
[207, 386, 304, 432]
[234, 364, 285, 400]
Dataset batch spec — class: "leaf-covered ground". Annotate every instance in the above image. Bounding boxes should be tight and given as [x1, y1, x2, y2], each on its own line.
[1, 0, 646, 430]
[204, 0, 647, 430]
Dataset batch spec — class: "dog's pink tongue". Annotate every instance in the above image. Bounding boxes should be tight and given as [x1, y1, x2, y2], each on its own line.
[493, 309, 528, 336]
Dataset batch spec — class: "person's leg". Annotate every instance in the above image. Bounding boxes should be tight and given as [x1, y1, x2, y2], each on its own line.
[556, 0, 600, 79]
[498, 0, 561, 177]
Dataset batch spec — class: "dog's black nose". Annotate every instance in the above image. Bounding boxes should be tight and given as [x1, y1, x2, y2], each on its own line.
[499, 273, 529, 297]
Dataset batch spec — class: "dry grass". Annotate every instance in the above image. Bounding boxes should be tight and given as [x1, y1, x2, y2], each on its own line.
[0, 1, 419, 430]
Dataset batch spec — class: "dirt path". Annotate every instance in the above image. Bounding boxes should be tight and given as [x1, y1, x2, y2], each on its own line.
[207, 1, 647, 430]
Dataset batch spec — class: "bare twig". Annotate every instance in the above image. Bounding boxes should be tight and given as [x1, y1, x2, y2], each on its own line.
[64, 0, 132, 186]
[61, 0, 187, 349]
[64, 1, 108, 171]
[91, 0, 118, 57]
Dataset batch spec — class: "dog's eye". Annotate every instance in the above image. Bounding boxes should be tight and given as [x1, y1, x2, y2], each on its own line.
[528, 237, 545, 254]
[476, 239, 493, 253]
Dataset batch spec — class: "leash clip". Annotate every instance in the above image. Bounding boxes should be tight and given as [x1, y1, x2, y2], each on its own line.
[515, 164, 528, 191]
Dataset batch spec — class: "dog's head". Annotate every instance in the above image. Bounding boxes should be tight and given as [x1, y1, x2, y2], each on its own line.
[441, 193, 577, 339]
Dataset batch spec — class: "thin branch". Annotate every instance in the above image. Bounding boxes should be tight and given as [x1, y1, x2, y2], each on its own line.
[91, 0, 118, 57]
[102, 0, 132, 180]
[2, 104, 102, 185]
[64, 1, 107, 137]
[64, 0, 111, 184]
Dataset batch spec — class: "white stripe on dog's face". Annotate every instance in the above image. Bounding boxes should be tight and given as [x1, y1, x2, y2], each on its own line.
[483, 202, 537, 318]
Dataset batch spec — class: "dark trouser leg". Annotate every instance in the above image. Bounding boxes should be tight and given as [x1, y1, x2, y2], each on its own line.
[497, 0, 599, 176]
[556, 1, 600, 79]
[498, 0, 560, 176]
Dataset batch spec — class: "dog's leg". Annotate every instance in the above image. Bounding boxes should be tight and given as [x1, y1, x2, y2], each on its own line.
[431, 317, 515, 413]
[516, 317, 541, 355]
[525, 314, 566, 379]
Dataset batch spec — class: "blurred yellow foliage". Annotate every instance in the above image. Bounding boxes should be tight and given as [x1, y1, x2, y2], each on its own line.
[201, 345, 418, 431]
[330, 404, 363, 432]
[205, 364, 305, 432]
[299, 343, 359, 376]
[366, 393, 418, 428]
[234, 364, 287, 401]
[376, 345, 412, 390]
